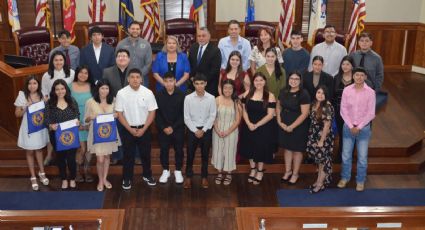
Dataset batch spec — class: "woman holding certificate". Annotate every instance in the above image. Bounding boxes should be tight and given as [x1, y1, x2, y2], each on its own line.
[85, 80, 120, 191]
[45, 79, 80, 190]
[14, 76, 49, 191]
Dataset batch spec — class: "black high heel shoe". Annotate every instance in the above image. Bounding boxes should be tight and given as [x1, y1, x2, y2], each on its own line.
[247, 167, 257, 183]
[310, 185, 325, 194]
[287, 174, 299, 185]
[280, 171, 293, 183]
[253, 169, 265, 185]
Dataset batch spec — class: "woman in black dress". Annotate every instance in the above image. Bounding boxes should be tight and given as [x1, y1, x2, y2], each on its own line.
[241, 72, 276, 185]
[276, 71, 311, 184]
[303, 56, 334, 99]
[332, 56, 354, 161]
[306, 85, 335, 193]
[45, 79, 80, 190]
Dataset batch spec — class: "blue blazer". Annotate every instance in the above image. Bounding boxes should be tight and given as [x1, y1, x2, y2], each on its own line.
[79, 43, 115, 81]
[152, 51, 190, 92]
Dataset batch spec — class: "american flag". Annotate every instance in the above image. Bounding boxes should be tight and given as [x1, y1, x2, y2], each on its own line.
[140, 0, 161, 42]
[278, 0, 295, 47]
[88, 0, 106, 23]
[35, 0, 50, 29]
[348, 0, 366, 53]
[190, 0, 205, 28]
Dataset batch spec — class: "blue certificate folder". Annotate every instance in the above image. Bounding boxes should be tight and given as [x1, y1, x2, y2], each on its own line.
[93, 114, 118, 144]
[55, 119, 80, 151]
[27, 101, 46, 134]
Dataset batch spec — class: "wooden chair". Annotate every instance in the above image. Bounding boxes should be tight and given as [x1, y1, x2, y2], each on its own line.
[165, 18, 197, 53]
[83, 22, 121, 47]
[13, 27, 53, 65]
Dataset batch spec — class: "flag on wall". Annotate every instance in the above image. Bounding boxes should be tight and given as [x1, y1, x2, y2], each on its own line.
[140, 0, 161, 42]
[307, 0, 327, 45]
[88, 0, 106, 23]
[189, 0, 205, 28]
[35, 0, 50, 29]
[7, 0, 21, 32]
[348, 0, 366, 53]
[245, 0, 255, 23]
[119, 0, 135, 31]
[63, 0, 76, 42]
[278, 0, 295, 47]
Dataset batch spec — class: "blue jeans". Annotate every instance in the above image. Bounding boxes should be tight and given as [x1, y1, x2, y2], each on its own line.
[340, 123, 371, 183]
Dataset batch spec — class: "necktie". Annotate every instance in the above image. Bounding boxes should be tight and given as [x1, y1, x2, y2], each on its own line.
[197, 45, 203, 64]
[64, 49, 71, 67]
[359, 53, 366, 67]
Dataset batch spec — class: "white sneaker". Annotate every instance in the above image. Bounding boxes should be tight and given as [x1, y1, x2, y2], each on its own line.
[159, 170, 170, 184]
[174, 170, 184, 184]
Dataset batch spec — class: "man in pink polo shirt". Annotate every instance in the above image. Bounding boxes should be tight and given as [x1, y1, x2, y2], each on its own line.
[337, 67, 376, 192]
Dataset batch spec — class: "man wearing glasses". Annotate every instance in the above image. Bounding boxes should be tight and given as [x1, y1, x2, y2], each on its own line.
[309, 25, 347, 76]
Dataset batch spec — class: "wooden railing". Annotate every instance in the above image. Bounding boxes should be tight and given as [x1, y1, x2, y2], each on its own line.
[0, 209, 125, 230]
[236, 206, 425, 230]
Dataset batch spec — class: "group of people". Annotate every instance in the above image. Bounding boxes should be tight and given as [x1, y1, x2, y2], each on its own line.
[15, 19, 382, 193]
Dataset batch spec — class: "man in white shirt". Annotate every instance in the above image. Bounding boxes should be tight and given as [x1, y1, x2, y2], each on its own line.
[115, 68, 158, 190]
[309, 25, 347, 76]
[183, 73, 217, 189]
[218, 20, 252, 71]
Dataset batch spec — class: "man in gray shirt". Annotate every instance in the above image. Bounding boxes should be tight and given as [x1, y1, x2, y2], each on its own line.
[350, 32, 384, 91]
[49, 30, 79, 70]
[116, 21, 152, 88]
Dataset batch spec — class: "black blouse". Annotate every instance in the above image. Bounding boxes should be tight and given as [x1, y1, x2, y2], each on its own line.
[303, 71, 334, 100]
[45, 98, 80, 125]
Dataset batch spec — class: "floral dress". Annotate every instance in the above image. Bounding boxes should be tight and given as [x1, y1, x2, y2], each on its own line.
[306, 101, 335, 186]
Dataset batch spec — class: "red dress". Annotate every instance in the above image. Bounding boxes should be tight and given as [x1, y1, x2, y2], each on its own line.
[220, 70, 247, 96]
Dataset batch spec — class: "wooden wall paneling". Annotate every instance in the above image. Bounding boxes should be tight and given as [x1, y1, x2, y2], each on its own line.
[207, 0, 217, 40]
[16, 0, 35, 29]
[413, 24, 425, 68]
[404, 29, 417, 66]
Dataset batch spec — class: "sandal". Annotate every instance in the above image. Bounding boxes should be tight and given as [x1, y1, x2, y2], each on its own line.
[223, 174, 232, 186]
[38, 172, 49, 185]
[104, 180, 112, 189]
[215, 173, 223, 185]
[30, 177, 39, 191]
[97, 183, 104, 192]
[280, 170, 293, 183]
[248, 167, 257, 183]
[253, 169, 265, 185]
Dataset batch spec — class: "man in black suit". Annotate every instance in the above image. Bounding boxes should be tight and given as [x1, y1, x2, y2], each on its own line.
[103, 49, 130, 97]
[80, 26, 115, 82]
[188, 27, 221, 96]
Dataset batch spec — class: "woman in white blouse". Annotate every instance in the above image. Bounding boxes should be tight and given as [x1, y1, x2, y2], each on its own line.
[41, 51, 75, 99]
[41, 50, 75, 165]
[249, 28, 283, 75]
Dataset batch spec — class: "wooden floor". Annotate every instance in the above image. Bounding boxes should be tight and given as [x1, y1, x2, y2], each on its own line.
[0, 72, 424, 229]
[1, 173, 425, 230]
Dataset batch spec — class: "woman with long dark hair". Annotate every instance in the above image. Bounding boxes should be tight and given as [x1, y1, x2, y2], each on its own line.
[277, 71, 311, 185]
[240, 72, 276, 185]
[218, 50, 250, 96]
[332, 56, 354, 161]
[212, 79, 242, 185]
[255, 47, 286, 98]
[85, 80, 120, 191]
[14, 76, 49, 190]
[69, 65, 94, 183]
[42, 50, 75, 166]
[306, 85, 335, 193]
[45, 79, 80, 190]
[303, 55, 334, 99]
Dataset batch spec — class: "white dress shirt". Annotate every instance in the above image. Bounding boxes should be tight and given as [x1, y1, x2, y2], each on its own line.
[115, 85, 158, 126]
[93, 43, 102, 64]
[184, 91, 216, 133]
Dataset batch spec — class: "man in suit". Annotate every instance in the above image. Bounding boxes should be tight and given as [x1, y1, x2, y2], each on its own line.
[80, 26, 115, 82]
[188, 27, 221, 96]
[103, 49, 130, 97]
